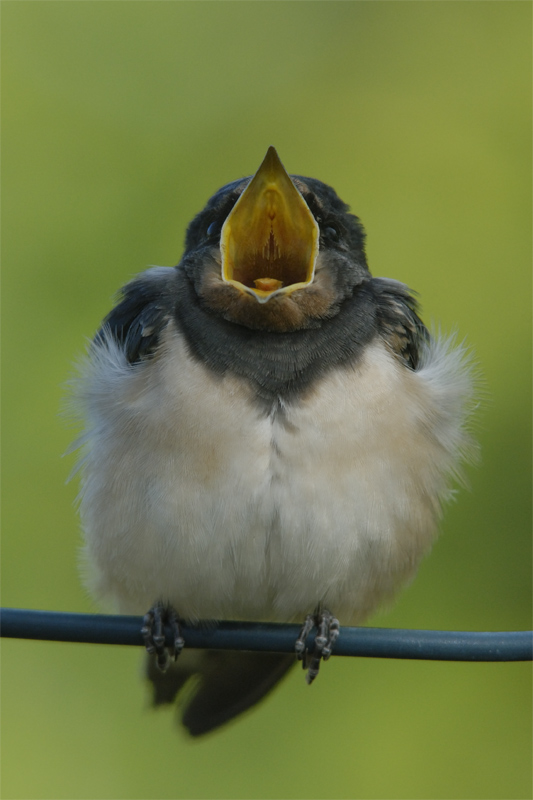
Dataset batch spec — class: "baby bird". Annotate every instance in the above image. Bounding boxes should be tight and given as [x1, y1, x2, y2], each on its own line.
[74, 147, 475, 736]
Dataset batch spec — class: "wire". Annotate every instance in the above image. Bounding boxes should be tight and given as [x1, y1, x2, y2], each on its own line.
[1, 608, 531, 661]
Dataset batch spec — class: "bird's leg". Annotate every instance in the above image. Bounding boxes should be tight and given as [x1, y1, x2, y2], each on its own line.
[295, 609, 340, 684]
[141, 603, 184, 673]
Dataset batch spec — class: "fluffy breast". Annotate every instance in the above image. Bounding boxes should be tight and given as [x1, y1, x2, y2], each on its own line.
[75, 323, 474, 624]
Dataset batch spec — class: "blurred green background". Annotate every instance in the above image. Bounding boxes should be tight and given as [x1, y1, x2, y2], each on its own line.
[2, 2, 531, 798]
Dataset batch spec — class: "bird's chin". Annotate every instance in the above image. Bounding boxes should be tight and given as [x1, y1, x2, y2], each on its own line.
[198, 261, 339, 332]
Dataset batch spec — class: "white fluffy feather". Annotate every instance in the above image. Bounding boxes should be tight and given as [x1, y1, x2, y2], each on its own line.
[72, 323, 476, 625]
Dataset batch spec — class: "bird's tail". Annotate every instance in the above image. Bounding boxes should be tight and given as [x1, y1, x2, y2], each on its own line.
[146, 649, 295, 736]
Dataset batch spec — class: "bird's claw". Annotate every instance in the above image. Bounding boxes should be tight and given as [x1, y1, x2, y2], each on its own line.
[142, 604, 184, 673]
[295, 610, 340, 684]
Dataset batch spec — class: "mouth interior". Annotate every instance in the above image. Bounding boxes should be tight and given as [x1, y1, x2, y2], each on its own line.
[230, 230, 311, 291]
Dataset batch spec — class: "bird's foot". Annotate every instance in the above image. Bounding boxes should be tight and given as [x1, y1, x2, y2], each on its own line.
[295, 610, 340, 684]
[141, 603, 184, 673]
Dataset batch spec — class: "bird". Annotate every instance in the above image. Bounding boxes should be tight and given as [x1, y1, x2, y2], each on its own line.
[73, 146, 476, 737]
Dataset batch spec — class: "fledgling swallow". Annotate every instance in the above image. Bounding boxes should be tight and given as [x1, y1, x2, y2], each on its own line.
[73, 147, 476, 736]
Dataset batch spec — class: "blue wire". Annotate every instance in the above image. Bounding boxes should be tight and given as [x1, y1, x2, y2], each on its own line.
[1, 608, 531, 661]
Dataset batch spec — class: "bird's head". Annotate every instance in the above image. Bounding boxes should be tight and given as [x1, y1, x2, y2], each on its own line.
[181, 147, 370, 332]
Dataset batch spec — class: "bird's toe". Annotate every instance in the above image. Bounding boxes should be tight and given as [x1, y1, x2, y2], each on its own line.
[295, 609, 340, 684]
[142, 603, 184, 673]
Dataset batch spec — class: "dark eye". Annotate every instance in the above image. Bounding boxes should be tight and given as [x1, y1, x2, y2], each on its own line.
[324, 226, 338, 240]
[207, 221, 220, 238]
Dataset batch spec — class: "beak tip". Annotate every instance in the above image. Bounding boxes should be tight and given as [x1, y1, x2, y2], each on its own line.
[262, 145, 282, 173]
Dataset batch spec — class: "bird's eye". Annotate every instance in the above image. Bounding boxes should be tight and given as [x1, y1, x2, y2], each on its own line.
[207, 221, 220, 238]
[324, 226, 338, 240]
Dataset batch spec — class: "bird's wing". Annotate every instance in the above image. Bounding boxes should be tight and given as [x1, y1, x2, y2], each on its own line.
[371, 277, 429, 370]
[95, 267, 178, 363]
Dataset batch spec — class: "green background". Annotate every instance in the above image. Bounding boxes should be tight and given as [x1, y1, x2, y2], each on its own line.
[2, 2, 531, 798]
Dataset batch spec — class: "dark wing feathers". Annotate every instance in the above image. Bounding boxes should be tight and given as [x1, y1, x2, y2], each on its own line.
[372, 277, 429, 370]
[95, 267, 178, 364]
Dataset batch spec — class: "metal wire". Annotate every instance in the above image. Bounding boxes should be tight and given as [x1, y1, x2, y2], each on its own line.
[1, 608, 531, 661]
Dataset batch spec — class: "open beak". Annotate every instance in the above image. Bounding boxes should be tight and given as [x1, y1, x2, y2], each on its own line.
[220, 147, 319, 303]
